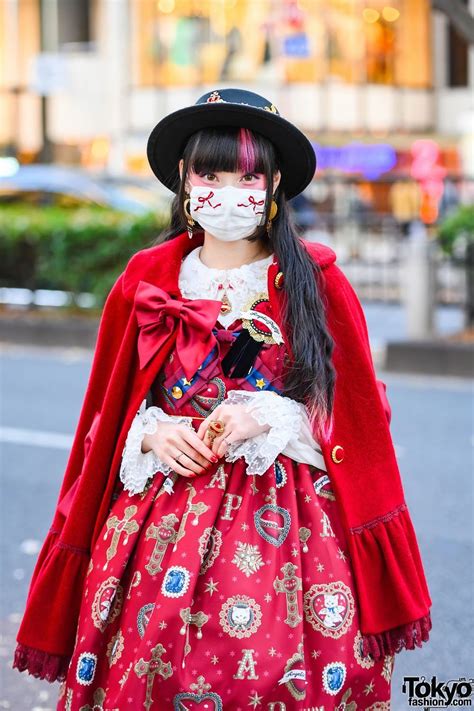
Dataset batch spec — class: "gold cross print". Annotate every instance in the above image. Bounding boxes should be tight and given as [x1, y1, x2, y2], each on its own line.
[103, 505, 139, 571]
[134, 643, 173, 711]
[145, 513, 180, 576]
[273, 561, 303, 628]
[173, 485, 210, 551]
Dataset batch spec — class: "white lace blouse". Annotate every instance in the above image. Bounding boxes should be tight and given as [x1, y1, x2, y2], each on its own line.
[119, 246, 327, 495]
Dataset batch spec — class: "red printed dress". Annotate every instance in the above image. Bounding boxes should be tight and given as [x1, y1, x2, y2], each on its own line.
[56, 247, 394, 710]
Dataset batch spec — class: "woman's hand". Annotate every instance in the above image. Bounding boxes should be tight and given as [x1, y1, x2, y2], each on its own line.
[196, 402, 270, 458]
[142, 421, 218, 478]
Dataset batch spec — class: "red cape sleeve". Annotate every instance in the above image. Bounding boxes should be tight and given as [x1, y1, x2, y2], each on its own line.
[330, 264, 392, 424]
[320, 263, 432, 659]
[13, 272, 134, 682]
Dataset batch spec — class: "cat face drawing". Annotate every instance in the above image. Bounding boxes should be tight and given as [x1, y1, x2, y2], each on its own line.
[230, 603, 252, 630]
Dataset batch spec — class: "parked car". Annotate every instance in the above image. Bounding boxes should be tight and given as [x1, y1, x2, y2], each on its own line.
[0, 164, 172, 215]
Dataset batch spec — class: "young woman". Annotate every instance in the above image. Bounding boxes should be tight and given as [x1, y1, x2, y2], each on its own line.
[13, 88, 432, 710]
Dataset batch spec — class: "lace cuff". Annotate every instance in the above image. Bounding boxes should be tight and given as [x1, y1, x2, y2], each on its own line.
[119, 399, 194, 495]
[223, 390, 305, 475]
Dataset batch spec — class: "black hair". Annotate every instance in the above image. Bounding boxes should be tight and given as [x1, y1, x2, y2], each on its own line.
[152, 126, 336, 439]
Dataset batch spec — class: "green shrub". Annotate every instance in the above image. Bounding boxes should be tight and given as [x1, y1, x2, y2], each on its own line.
[0, 205, 170, 306]
[437, 204, 474, 259]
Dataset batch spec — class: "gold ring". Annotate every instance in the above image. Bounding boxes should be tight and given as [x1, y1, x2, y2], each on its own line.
[209, 420, 225, 434]
[207, 419, 225, 443]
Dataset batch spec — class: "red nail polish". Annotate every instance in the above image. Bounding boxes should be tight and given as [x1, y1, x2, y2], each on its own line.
[211, 455, 218, 463]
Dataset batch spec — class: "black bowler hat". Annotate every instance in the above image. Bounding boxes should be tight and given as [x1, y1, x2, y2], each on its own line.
[146, 87, 317, 200]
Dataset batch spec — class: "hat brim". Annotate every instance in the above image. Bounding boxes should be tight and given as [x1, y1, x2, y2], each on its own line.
[146, 103, 316, 200]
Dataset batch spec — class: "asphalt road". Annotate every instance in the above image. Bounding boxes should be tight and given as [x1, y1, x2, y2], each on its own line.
[0, 344, 472, 710]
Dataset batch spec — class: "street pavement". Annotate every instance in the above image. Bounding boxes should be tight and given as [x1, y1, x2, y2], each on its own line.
[0, 339, 472, 710]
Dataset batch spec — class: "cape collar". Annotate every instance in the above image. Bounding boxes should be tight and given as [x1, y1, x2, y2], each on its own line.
[122, 229, 336, 303]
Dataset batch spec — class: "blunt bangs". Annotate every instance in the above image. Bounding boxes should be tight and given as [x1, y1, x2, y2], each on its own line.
[186, 126, 276, 177]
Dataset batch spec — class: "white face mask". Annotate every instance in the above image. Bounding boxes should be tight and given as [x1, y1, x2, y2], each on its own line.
[189, 184, 267, 242]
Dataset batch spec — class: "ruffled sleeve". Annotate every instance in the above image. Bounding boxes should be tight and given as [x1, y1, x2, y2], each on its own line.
[222, 389, 326, 474]
[119, 398, 195, 495]
[347, 504, 433, 659]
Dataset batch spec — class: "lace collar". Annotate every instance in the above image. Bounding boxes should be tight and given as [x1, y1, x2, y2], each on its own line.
[178, 246, 274, 328]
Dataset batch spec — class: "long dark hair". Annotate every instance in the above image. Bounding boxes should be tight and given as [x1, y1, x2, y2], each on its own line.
[152, 126, 336, 440]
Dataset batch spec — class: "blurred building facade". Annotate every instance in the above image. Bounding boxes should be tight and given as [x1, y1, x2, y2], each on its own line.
[1, 0, 473, 223]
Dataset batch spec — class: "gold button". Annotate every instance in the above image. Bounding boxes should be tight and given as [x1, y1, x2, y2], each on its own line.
[331, 445, 344, 463]
[171, 386, 183, 399]
[274, 271, 284, 289]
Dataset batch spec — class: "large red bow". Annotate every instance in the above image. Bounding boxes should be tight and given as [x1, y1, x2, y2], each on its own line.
[134, 281, 223, 379]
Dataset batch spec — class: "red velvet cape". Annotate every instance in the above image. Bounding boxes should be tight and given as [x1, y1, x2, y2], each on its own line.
[13, 230, 432, 682]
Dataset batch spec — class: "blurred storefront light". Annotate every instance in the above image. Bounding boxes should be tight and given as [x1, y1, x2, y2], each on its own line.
[382, 7, 400, 22]
[130, 0, 430, 88]
[0, 157, 20, 179]
[313, 142, 397, 179]
[362, 8, 380, 23]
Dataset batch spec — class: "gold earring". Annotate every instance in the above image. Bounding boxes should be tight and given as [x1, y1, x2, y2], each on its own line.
[183, 196, 195, 239]
[266, 198, 278, 236]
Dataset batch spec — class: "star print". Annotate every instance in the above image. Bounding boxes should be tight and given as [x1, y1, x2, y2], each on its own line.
[204, 579, 219, 595]
[337, 547, 348, 562]
[317, 563, 325, 572]
[291, 548, 298, 557]
[304, 494, 312, 503]
[159, 620, 167, 630]
[364, 679, 375, 695]
[311, 649, 321, 659]
[255, 378, 266, 389]
[241, 522, 249, 531]
[182, 377, 193, 386]
[264, 593, 272, 602]
[211, 655, 219, 665]
[248, 691, 263, 707]
[268, 647, 277, 657]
